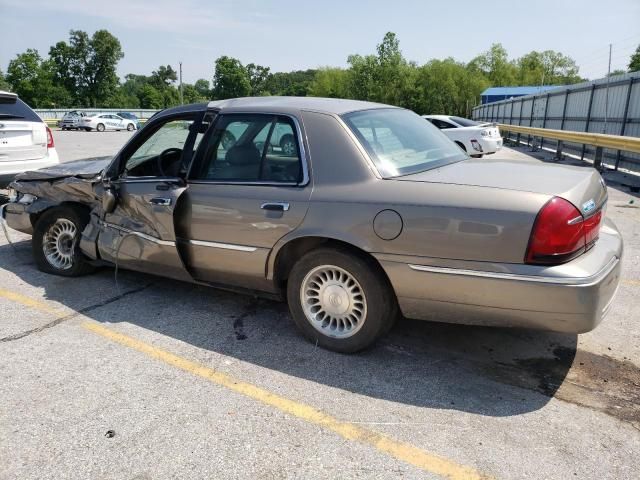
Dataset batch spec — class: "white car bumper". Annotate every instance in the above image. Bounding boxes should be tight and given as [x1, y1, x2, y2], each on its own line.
[0, 148, 60, 187]
[476, 137, 503, 155]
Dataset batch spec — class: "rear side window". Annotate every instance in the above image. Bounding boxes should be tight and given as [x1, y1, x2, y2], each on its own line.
[0, 97, 42, 122]
[191, 114, 302, 183]
[450, 116, 480, 127]
[430, 119, 456, 130]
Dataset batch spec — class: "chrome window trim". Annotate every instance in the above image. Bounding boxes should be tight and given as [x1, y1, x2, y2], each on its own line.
[190, 112, 310, 187]
[112, 176, 183, 184]
[99, 221, 175, 246]
[186, 239, 257, 252]
[408, 256, 619, 286]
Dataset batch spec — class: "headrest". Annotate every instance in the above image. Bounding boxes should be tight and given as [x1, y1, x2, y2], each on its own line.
[225, 143, 261, 166]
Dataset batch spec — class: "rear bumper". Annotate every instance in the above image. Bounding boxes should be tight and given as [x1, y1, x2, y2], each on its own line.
[377, 218, 623, 333]
[478, 137, 502, 154]
[0, 150, 59, 188]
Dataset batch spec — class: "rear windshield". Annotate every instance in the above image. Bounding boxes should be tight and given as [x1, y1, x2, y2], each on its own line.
[0, 97, 42, 122]
[342, 108, 467, 177]
[450, 116, 480, 127]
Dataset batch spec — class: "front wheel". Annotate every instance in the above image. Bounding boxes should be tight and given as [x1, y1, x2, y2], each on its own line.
[32, 207, 95, 277]
[287, 248, 396, 353]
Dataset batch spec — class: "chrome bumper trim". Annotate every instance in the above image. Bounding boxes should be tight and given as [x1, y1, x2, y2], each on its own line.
[408, 256, 619, 286]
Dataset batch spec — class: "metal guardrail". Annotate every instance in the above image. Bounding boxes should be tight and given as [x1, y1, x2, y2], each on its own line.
[499, 124, 640, 154]
[498, 123, 640, 170]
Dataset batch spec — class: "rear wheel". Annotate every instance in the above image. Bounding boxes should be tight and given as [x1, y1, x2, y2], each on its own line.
[287, 248, 396, 353]
[280, 134, 296, 156]
[32, 207, 95, 277]
[96, 123, 105, 132]
[126, 123, 134, 131]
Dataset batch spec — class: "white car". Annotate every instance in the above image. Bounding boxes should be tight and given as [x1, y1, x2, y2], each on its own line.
[422, 115, 502, 158]
[80, 113, 137, 132]
[0, 91, 59, 188]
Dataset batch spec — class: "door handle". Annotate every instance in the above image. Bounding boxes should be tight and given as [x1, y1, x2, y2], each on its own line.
[261, 202, 290, 212]
[149, 197, 172, 206]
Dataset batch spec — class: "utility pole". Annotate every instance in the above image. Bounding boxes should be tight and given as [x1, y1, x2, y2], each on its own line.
[179, 61, 184, 105]
[604, 44, 612, 134]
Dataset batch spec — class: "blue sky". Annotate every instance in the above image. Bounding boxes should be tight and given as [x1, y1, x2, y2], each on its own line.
[1, 0, 639, 84]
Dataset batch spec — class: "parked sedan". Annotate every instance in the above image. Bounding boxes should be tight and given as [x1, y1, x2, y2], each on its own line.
[116, 112, 142, 130]
[81, 113, 137, 132]
[2, 97, 621, 353]
[0, 91, 59, 188]
[423, 115, 502, 157]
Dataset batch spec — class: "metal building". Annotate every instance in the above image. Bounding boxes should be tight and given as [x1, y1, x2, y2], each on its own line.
[480, 86, 564, 104]
[473, 71, 640, 173]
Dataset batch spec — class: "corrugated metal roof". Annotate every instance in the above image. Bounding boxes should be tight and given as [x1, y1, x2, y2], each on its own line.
[481, 86, 564, 96]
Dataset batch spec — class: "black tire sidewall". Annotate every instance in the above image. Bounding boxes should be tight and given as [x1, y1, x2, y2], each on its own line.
[32, 207, 94, 277]
[287, 248, 395, 353]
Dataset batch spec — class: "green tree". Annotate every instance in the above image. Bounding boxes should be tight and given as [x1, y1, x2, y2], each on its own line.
[212, 56, 251, 99]
[48, 29, 123, 107]
[0, 69, 10, 91]
[245, 63, 271, 95]
[151, 65, 177, 89]
[516, 50, 581, 85]
[629, 45, 640, 72]
[263, 69, 316, 96]
[138, 84, 163, 109]
[468, 43, 518, 86]
[308, 67, 350, 98]
[194, 79, 211, 98]
[6, 49, 71, 107]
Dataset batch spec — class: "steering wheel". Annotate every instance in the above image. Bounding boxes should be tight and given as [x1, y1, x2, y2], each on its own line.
[156, 148, 182, 177]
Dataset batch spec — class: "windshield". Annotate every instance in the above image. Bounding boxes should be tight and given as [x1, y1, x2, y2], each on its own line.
[342, 108, 468, 177]
[450, 116, 480, 127]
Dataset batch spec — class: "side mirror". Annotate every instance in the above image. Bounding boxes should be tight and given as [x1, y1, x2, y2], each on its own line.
[102, 187, 118, 214]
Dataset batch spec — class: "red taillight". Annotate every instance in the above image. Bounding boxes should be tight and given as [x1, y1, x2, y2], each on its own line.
[526, 197, 600, 265]
[46, 126, 54, 149]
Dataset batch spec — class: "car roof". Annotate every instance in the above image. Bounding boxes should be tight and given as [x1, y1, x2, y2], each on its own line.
[206, 96, 396, 115]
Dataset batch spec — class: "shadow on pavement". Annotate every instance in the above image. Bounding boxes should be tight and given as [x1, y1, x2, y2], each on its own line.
[1, 239, 584, 420]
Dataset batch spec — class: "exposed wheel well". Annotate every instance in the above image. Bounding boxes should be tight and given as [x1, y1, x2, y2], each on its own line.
[273, 236, 394, 295]
[30, 202, 92, 229]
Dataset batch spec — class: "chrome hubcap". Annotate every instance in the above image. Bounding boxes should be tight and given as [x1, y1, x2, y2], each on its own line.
[42, 219, 77, 270]
[283, 141, 295, 155]
[300, 265, 367, 339]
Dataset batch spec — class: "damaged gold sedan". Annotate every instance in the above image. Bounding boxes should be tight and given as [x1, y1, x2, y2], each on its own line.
[2, 98, 623, 352]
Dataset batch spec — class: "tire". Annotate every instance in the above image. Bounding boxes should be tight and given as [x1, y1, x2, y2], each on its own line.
[85, 128, 92, 132]
[96, 123, 105, 132]
[32, 207, 95, 277]
[287, 247, 397, 353]
[126, 123, 134, 131]
[61, 127, 67, 131]
[280, 134, 296, 156]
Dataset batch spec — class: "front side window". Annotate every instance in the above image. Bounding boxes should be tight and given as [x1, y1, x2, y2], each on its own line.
[191, 114, 302, 183]
[121, 116, 201, 177]
[343, 108, 467, 178]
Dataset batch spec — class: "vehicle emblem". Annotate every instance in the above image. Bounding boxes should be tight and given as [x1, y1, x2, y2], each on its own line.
[582, 199, 596, 213]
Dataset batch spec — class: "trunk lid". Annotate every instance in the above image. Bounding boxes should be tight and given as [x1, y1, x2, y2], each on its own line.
[0, 121, 47, 161]
[396, 157, 607, 216]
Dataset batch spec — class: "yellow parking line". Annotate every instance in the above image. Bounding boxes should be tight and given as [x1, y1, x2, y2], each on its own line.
[0, 288, 67, 318]
[81, 321, 490, 480]
[623, 279, 640, 287]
